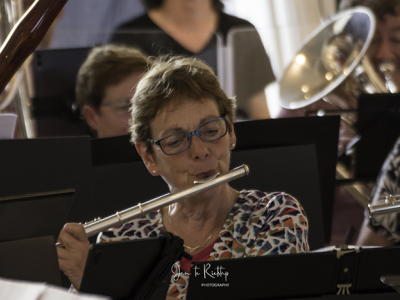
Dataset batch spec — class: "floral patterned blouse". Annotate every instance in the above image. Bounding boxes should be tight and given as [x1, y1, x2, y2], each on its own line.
[99, 190, 309, 299]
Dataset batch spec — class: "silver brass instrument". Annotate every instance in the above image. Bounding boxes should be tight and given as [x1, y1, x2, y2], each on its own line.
[83, 165, 249, 238]
[368, 195, 400, 218]
[279, 7, 393, 112]
[0, 0, 36, 138]
[278, 7, 399, 209]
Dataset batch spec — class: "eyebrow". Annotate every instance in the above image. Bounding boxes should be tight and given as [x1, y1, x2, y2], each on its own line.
[157, 115, 220, 139]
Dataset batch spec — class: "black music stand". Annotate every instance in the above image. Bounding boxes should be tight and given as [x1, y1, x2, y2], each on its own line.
[32, 47, 91, 101]
[187, 251, 339, 300]
[80, 232, 189, 300]
[355, 246, 400, 294]
[353, 93, 400, 181]
[90, 134, 169, 221]
[187, 246, 400, 300]
[31, 47, 91, 136]
[0, 190, 74, 285]
[0, 136, 94, 223]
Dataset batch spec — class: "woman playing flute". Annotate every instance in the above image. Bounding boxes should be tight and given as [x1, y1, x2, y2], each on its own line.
[57, 55, 309, 299]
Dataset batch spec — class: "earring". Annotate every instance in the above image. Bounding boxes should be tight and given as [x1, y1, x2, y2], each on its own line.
[152, 170, 156, 174]
[232, 144, 235, 147]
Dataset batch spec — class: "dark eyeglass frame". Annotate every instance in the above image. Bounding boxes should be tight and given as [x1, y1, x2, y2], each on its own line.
[147, 116, 229, 155]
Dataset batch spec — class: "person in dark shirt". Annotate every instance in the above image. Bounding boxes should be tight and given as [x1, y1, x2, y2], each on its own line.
[111, 0, 275, 120]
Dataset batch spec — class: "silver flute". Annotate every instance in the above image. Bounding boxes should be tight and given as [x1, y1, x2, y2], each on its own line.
[368, 194, 400, 218]
[84, 164, 249, 237]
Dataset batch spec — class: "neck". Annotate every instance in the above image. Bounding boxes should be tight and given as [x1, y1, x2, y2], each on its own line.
[168, 184, 237, 229]
[149, 0, 217, 29]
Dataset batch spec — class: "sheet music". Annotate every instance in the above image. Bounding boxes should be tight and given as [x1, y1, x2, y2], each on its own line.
[0, 277, 111, 300]
[0, 277, 46, 299]
[312, 245, 380, 252]
[0, 113, 17, 139]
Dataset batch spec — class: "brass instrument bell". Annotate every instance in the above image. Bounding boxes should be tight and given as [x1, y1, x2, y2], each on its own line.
[279, 7, 388, 111]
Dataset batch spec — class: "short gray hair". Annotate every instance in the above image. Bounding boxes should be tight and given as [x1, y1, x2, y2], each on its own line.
[129, 55, 236, 152]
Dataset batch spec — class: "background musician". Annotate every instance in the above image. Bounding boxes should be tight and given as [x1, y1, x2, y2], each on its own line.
[76, 45, 147, 138]
[340, 0, 400, 89]
[110, 0, 275, 120]
[357, 137, 400, 246]
[57, 55, 309, 299]
[340, 0, 400, 247]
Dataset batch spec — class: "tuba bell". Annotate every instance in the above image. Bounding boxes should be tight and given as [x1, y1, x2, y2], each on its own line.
[277, 7, 399, 208]
[278, 7, 393, 113]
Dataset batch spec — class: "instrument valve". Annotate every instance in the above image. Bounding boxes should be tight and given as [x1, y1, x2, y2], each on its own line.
[385, 195, 396, 205]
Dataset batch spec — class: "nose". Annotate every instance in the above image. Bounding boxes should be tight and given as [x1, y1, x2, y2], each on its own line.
[189, 135, 209, 160]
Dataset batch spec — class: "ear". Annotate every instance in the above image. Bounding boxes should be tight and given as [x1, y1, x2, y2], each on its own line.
[82, 105, 99, 132]
[135, 142, 159, 176]
[229, 128, 237, 151]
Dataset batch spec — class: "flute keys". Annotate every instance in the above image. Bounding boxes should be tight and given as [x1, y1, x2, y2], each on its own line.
[385, 195, 396, 205]
[84, 217, 101, 225]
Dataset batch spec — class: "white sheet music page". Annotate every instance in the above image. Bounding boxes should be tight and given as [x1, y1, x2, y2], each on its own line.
[0, 277, 111, 300]
[0, 113, 17, 139]
[0, 277, 46, 300]
[40, 285, 111, 300]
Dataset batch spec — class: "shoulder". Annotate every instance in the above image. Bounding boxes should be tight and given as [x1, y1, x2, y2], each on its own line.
[237, 190, 306, 217]
[232, 190, 309, 254]
[233, 190, 308, 232]
[217, 12, 255, 39]
[382, 138, 400, 187]
[115, 13, 155, 31]
[219, 12, 254, 29]
[371, 136, 400, 202]
[388, 137, 400, 169]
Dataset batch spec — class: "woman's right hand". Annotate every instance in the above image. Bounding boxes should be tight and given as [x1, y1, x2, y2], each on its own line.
[56, 223, 90, 290]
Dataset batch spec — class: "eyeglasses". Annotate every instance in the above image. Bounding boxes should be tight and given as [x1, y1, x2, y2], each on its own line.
[148, 116, 228, 155]
[100, 98, 131, 115]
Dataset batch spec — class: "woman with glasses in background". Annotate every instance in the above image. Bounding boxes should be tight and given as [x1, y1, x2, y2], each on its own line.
[76, 44, 148, 138]
[58, 55, 309, 299]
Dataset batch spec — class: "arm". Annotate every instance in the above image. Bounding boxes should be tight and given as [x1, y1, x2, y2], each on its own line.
[357, 137, 400, 245]
[57, 223, 90, 290]
[356, 218, 395, 247]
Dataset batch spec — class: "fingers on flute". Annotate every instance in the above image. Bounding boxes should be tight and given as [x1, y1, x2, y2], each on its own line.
[57, 226, 90, 261]
[59, 223, 88, 243]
